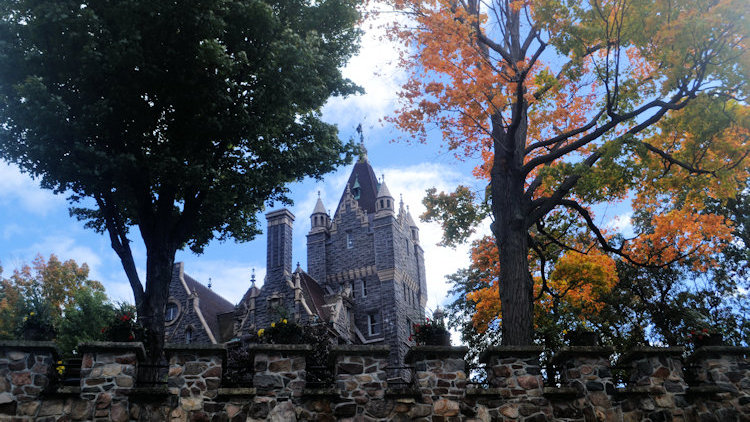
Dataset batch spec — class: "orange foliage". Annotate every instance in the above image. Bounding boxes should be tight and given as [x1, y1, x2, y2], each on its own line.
[465, 237, 618, 333]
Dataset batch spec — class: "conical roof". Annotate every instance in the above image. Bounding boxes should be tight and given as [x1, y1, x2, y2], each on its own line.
[312, 197, 327, 215]
[377, 180, 393, 199]
[406, 209, 417, 227]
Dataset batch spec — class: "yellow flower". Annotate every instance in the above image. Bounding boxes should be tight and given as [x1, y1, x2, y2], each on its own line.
[271, 322, 276, 328]
[56, 365, 65, 375]
[29, 312, 35, 316]
[257, 329, 265, 336]
[282, 319, 287, 324]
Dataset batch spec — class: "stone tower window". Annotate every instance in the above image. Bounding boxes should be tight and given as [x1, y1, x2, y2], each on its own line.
[362, 279, 367, 297]
[406, 239, 410, 255]
[368, 313, 380, 336]
[379, 199, 384, 208]
[346, 232, 353, 249]
[185, 327, 194, 344]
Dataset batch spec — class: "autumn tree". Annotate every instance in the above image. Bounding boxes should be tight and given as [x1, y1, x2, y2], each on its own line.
[0, 0, 362, 362]
[387, 0, 749, 344]
[0, 255, 113, 354]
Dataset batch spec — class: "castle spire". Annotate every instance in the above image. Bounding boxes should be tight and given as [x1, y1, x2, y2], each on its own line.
[356, 123, 368, 162]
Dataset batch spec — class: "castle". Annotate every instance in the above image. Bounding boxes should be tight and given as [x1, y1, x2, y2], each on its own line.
[162, 145, 427, 369]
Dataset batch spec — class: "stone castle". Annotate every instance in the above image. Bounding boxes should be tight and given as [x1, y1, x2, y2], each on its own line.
[162, 146, 427, 369]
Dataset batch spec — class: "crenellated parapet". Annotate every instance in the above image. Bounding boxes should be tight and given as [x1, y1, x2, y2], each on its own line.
[1, 340, 750, 421]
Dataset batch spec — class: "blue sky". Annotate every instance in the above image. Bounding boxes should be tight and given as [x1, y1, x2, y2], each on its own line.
[0, 12, 632, 312]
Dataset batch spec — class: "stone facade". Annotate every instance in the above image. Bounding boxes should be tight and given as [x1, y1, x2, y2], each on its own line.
[169, 151, 429, 370]
[3, 340, 750, 421]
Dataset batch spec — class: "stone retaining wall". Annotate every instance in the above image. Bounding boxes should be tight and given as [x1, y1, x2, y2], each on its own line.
[0, 340, 749, 421]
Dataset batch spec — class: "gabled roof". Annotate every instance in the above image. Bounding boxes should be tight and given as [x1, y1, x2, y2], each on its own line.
[336, 160, 379, 215]
[296, 269, 330, 322]
[176, 264, 235, 342]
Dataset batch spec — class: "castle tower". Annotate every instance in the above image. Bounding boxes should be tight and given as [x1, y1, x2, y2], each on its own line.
[307, 195, 330, 284]
[307, 147, 427, 373]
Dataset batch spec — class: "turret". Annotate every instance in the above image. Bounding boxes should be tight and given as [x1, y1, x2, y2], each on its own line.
[310, 193, 329, 232]
[375, 178, 394, 217]
[406, 206, 419, 244]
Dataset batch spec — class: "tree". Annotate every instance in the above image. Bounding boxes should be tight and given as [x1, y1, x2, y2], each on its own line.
[0, 0, 362, 361]
[387, 0, 749, 344]
[0, 255, 114, 355]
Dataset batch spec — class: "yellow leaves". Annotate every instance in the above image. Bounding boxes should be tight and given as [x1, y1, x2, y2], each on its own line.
[545, 250, 618, 318]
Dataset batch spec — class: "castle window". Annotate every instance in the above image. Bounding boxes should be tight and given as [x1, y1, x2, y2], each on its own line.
[368, 314, 380, 336]
[406, 239, 410, 255]
[387, 199, 391, 208]
[379, 199, 384, 209]
[185, 327, 193, 344]
[362, 279, 367, 297]
[346, 232, 353, 249]
[165, 303, 178, 322]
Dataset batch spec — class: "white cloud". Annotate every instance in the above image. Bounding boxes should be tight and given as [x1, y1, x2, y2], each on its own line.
[606, 213, 633, 234]
[0, 162, 65, 214]
[322, 4, 407, 128]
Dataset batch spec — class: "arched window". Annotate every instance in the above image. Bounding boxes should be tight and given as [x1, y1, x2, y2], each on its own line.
[165, 302, 178, 322]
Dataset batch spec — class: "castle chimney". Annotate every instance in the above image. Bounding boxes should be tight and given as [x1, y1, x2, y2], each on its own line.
[265, 209, 295, 284]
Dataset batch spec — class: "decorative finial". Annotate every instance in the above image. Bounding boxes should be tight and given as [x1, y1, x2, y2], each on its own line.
[250, 268, 256, 285]
[208, 277, 212, 289]
[317, 190, 321, 198]
[381, 173, 385, 182]
[297, 262, 301, 270]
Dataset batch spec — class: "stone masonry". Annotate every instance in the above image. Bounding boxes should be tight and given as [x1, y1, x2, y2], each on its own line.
[2, 340, 750, 421]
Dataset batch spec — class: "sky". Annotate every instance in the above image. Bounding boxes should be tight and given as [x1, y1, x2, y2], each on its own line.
[0, 10, 632, 314]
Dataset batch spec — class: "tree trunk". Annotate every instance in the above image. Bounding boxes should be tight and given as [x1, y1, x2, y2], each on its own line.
[139, 242, 177, 378]
[491, 103, 534, 345]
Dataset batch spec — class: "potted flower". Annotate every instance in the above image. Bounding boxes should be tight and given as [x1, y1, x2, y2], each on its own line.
[411, 318, 451, 346]
[256, 318, 305, 344]
[17, 301, 55, 341]
[102, 306, 144, 342]
[688, 327, 724, 348]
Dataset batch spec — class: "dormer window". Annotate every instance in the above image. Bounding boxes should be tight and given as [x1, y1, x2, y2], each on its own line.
[185, 327, 193, 344]
[347, 232, 353, 249]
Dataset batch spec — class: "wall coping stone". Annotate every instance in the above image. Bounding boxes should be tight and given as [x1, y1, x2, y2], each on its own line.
[479, 345, 543, 363]
[687, 346, 750, 363]
[552, 346, 614, 365]
[165, 343, 226, 352]
[77, 341, 146, 361]
[0, 340, 60, 356]
[245, 343, 312, 353]
[329, 344, 390, 358]
[405, 346, 468, 363]
[617, 346, 684, 365]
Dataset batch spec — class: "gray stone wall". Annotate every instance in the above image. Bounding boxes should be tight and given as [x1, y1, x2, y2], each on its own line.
[2, 341, 750, 421]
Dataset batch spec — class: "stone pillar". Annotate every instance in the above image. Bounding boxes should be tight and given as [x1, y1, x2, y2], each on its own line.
[330, 344, 390, 419]
[686, 345, 750, 421]
[165, 343, 225, 420]
[479, 345, 551, 421]
[405, 345, 468, 419]
[552, 346, 615, 421]
[250, 344, 310, 398]
[0, 340, 59, 417]
[617, 346, 686, 422]
[79, 341, 145, 421]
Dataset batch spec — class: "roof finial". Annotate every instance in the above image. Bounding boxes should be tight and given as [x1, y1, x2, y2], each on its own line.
[250, 268, 256, 286]
[317, 190, 321, 198]
[208, 277, 212, 289]
[356, 123, 367, 162]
